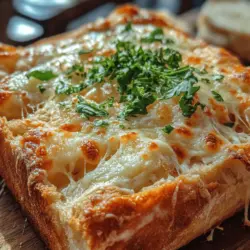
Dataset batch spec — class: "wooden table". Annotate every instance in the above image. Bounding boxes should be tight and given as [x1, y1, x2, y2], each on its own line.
[1, 179, 250, 250]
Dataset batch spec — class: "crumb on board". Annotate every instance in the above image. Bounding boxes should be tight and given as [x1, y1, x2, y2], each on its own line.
[206, 225, 224, 242]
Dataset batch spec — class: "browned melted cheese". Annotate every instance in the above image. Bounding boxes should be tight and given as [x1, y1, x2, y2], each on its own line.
[1, 5, 250, 249]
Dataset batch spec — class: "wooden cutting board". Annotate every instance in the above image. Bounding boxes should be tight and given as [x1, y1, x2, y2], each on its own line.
[0, 181, 44, 250]
[0, 179, 250, 250]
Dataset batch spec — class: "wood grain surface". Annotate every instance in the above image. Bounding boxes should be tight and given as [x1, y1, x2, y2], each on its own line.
[0, 180, 44, 250]
[0, 177, 250, 250]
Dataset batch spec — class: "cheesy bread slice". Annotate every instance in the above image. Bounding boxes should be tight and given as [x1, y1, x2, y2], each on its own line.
[0, 5, 250, 250]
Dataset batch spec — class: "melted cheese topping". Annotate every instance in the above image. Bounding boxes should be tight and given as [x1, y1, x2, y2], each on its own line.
[1, 6, 250, 246]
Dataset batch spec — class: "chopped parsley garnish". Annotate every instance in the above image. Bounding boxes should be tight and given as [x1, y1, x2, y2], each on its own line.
[141, 28, 164, 43]
[55, 64, 86, 95]
[194, 68, 208, 75]
[199, 102, 206, 110]
[101, 97, 114, 108]
[94, 120, 109, 127]
[83, 41, 200, 118]
[58, 100, 72, 109]
[141, 28, 174, 44]
[162, 125, 174, 134]
[119, 92, 156, 119]
[122, 22, 133, 33]
[224, 122, 234, 128]
[78, 49, 93, 55]
[163, 48, 182, 69]
[76, 96, 109, 119]
[57, 41, 206, 120]
[179, 95, 201, 117]
[212, 74, 224, 82]
[27, 70, 57, 81]
[164, 69, 199, 99]
[211, 91, 224, 102]
[119, 124, 125, 129]
[195, 69, 224, 85]
[38, 84, 46, 93]
[66, 64, 85, 77]
[201, 78, 210, 84]
[85, 61, 112, 85]
[165, 38, 175, 44]
[55, 81, 86, 95]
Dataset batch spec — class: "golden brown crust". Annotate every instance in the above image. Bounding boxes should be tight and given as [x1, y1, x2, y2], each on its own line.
[1, 4, 250, 250]
[68, 160, 249, 250]
[0, 44, 19, 75]
[0, 118, 67, 250]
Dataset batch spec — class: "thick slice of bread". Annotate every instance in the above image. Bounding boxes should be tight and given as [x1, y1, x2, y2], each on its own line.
[197, 0, 250, 61]
[0, 4, 250, 250]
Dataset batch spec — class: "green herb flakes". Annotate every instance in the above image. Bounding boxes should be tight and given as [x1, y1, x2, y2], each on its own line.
[94, 120, 109, 127]
[122, 22, 133, 33]
[27, 70, 57, 81]
[66, 64, 84, 76]
[201, 78, 210, 84]
[179, 94, 200, 117]
[76, 96, 109, 119]
[38, 84, 46, 93]
[119, 93, 156, 119]
[119, 124, 125, 129]
[141, 28, 164, 43]
[55, 81, 86, 95]
[211, 91, 224, 102]
[83, 41, 200, 119]
[78, 49, 93, 55]
[101, 97, 114, 108]
[212, 74, 224, 82]
[162, 125, 174, 134]
[224, 122, 234, 128]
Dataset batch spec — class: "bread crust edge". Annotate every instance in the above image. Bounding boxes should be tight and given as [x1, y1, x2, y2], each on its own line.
[74, 163, 249, 250]
[0, 118, 67, 250]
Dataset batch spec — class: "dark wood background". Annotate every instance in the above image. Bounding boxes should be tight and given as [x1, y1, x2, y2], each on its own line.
[0, 0, 205, 46]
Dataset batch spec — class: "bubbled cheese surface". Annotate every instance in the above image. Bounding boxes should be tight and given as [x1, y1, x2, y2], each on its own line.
[1, 7, 250, 245]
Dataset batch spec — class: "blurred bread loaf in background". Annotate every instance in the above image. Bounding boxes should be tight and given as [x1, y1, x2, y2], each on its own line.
[198, 0, 250, 62]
